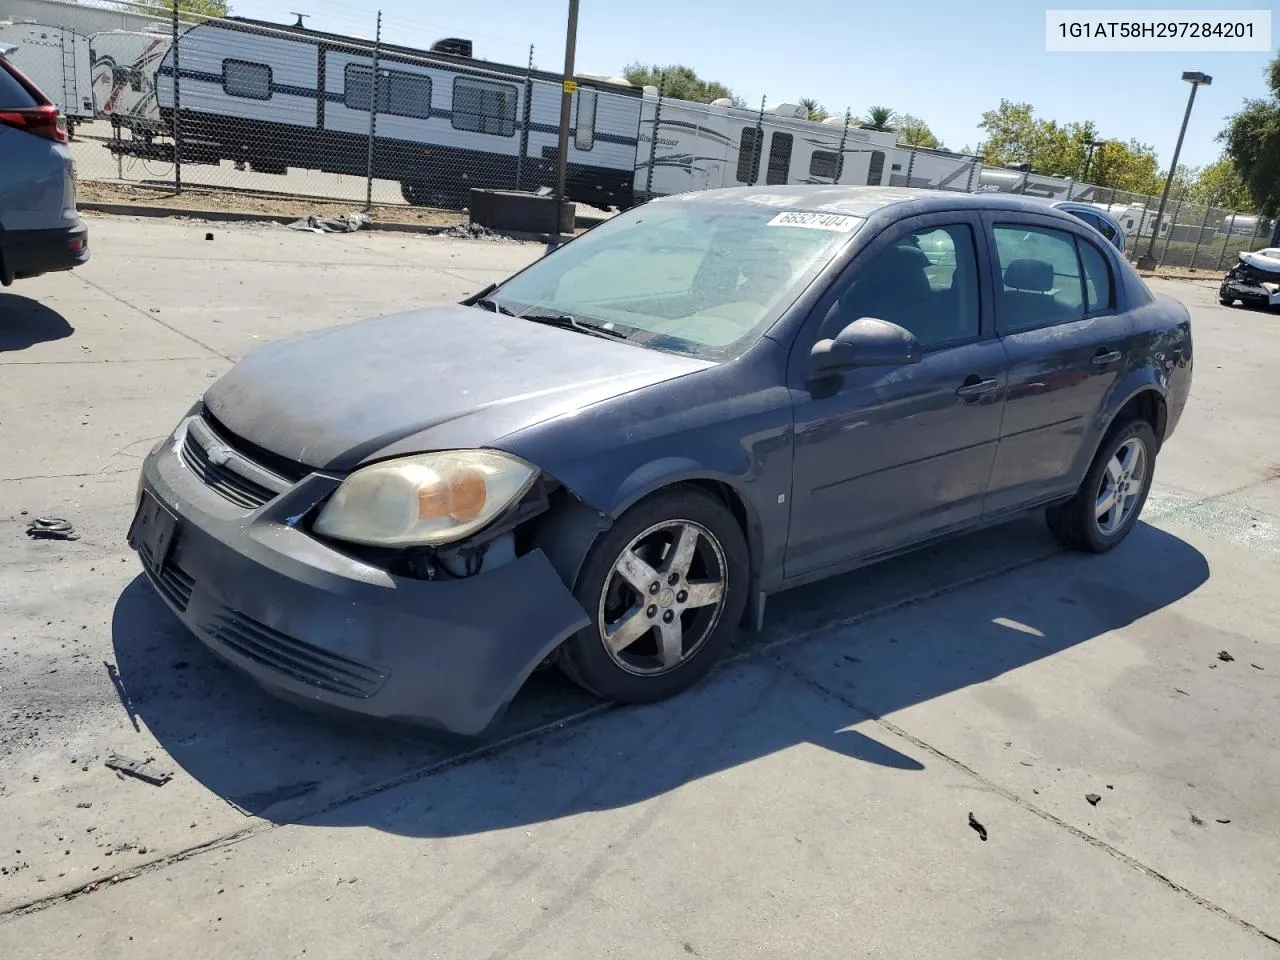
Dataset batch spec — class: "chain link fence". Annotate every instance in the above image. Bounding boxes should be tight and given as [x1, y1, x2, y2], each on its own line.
[2, 0, 1271, 267]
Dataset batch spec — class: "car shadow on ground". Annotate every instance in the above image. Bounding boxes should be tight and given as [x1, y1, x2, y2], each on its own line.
[0, 293, 74, 352]
[110, 516, 1208, 837]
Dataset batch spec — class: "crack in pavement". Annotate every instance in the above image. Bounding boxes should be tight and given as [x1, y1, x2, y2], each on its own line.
[73, 275, 234, 363]
[779, 663, 1280, 949]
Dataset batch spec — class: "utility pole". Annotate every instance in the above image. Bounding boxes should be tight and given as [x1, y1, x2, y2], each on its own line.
[554, 0, 579, 239]
[1138, 71, 1211, 270]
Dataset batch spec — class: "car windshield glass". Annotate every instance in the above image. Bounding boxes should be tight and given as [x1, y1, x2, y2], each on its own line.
[488, 200, 864, 360]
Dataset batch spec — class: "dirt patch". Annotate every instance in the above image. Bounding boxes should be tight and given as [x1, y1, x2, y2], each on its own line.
[77, 181, 467, 228]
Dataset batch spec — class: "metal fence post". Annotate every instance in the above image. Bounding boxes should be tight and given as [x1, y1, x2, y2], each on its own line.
[834, 107, 850, 184]
[644, 73, 663, 200]
[364, 11, 382, 212]
[171, 0, 181, 194]
[516, 44, 533, 191]
[1216, 213, 1236, 271]
[1188, 204, 1213, 270]
[1158, 197, 1182, 267]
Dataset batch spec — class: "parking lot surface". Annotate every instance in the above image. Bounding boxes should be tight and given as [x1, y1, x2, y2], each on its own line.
[0, 215, 1277, 958]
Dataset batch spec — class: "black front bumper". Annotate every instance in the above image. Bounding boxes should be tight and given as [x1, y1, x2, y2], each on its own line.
[132, 418, 591, 737]
[0, 221, 89, 284]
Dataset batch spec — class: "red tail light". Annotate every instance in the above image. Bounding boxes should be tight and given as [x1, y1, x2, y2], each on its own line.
[0, 105, 68, 143]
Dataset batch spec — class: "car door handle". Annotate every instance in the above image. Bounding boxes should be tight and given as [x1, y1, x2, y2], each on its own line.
[1091, 349, 1123, 366]
[955, 376, 1000, 398]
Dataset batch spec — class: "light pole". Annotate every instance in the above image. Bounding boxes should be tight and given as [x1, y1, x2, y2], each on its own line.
[1081, 138, 1105, 182]
[1137, 71, 1212, 270]
[554, 0, 580, 241]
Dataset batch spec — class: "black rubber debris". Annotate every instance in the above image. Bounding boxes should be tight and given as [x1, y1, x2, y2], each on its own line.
[1218, 650, 1235, 662]
[1216, 818, 1231, 824]
[104, 753, 172, 787]
[25, 518, 79, 541]
[1251, 664, 1264, 670]
[205, 232, 214, 240]
[968, 812, 988, 841]
[1086, 793, 1102, 806]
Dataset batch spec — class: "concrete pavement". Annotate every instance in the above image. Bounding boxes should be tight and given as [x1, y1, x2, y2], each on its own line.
[0, 217, 1277, 958]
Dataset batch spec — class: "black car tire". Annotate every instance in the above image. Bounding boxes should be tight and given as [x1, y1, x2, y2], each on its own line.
[557, 486, 749, 704]
[1046, 419, 1157, 554]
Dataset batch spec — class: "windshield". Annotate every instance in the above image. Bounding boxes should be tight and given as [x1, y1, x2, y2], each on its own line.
[486, 200, 864, 360]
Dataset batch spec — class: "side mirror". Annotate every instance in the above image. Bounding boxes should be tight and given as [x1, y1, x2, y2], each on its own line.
[808, 314, 922, 378]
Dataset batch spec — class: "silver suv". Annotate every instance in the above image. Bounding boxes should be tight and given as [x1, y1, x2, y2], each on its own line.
[0, 45, 89, 286]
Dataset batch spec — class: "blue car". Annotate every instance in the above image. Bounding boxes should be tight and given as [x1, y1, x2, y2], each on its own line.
[130, 186, 1193, 736]
[1052, 200, 1127, 253]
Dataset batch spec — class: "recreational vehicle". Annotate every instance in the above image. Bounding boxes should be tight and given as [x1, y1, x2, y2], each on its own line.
[141, 15, 642, 210]
[0, 20, 92, 129]
[90, 28, 170, 136]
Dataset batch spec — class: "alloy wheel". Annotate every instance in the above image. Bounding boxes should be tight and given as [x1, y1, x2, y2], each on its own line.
[1095, 437, 1147, 536]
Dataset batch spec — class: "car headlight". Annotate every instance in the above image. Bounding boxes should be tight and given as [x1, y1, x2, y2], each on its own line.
[312, 450, 538, 547]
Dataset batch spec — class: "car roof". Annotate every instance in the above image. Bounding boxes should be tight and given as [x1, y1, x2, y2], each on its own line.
[655, 183, 1084, 221]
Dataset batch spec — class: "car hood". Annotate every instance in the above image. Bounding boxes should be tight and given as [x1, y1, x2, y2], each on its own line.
[202, 305, 711, 471]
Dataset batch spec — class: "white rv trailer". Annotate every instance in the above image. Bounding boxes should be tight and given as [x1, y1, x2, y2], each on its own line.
[633, 91, 898, 197]
[90, 28, 171, 136]
[0, 20, 92, 128]
[143, 15, 642, 209]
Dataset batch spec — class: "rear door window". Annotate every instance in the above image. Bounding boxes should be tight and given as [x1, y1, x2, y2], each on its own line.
[0, 60, 40, 108]
[992, 225, 1086, 333]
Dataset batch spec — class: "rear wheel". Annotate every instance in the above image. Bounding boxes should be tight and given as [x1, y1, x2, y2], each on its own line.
[557, 487, 749, 704]
[1046, 419, 1156, 553]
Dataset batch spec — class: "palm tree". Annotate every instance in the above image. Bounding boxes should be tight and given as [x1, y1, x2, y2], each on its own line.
[798, 97, 829, 122]
[861, 105, 897, 132]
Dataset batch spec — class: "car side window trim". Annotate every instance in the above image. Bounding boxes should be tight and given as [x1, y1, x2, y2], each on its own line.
[786, 209, 995, 384]
[981, 212, 1125, 336]
[1074, 234, 1117, 318]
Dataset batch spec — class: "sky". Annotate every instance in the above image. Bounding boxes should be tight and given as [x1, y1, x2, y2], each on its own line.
[230, 0, 1276, 170]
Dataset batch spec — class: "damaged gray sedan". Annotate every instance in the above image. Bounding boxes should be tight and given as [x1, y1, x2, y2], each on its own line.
[129, 185, 1193, 736]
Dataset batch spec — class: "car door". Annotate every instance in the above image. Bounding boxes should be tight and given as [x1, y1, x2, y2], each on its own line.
[784, 211, 1007, 580]
[981, 214, 1134, 516]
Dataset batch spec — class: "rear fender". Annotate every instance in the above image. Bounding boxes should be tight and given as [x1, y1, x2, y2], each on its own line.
[1070, 370, 1168, 485]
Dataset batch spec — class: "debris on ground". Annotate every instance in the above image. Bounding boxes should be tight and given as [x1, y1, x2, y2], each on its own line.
[287, 212, 371, 234]
[1218, 650, 1235, 662]
[205, 232, 214, 241]
[1216, 818, 1231, 824]
[104, 752, 172, 787]
[440, 222, 508, 241]
[1086, 793, 1101, 806]
[1190, 813, 1205, 826]
[1251, 663, 1264, 670]
[967, 812, 988, 841]
[25, 518, 79, 541]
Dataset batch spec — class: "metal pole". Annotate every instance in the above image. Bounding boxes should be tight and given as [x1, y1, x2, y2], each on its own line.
[554, 0, 579, 238]
[1158, 197, 1182, 267]
[644, 72, 663, 199]
[363, 11, 381, 212]
[1216, 213, 1237, 271]
[1188, 203, 1213, 270]
[171, 0, 181, 194]
[834, 107, 850, 184]
[516, 44, 533, 190]
[1141, 80, 1201, 267]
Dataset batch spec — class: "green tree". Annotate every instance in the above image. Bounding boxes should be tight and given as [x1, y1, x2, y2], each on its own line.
[1190, 154, 1253, 209]
[622, 63, 743, 105]
[134, 0, 230, 18]
[798, 97, 829, 122]
[860, 105, 897, 132]
[897, 113, 941, 148]
[1218, 51, 1280, 216]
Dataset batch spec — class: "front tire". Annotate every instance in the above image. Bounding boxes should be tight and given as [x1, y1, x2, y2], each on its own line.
[557, 487, 749, 704]
[1046, 419, 1157, 553]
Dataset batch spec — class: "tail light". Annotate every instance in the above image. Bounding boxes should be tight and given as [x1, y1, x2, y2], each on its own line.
[0, 105, 68, 143]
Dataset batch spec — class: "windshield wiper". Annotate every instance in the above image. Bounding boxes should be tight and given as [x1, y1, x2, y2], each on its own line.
[473, 297, 517, 316]
[518, 309, 628, 341]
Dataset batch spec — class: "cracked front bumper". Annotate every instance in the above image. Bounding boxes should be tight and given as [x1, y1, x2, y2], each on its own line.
[130, 421, 591, 737]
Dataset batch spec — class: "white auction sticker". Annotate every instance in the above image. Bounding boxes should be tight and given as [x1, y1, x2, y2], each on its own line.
[767, 211, 861, 232]
[1046, 10, 1271, 52]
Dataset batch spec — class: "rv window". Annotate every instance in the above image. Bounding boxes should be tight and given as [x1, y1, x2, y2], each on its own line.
[344, 65, 432, 120]
[736, 127, 761, 184]
[452, 77, 517, 137]
[867, 151, 885, 186]
[222, 59, 271, 101]
[809, 150, 841, 180]
[574, 88, 596, 151]
[766, 132, 793, 185]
